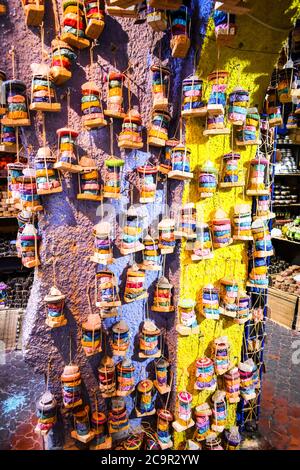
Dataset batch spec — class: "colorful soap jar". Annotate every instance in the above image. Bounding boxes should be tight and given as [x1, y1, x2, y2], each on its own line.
[198, 160, 218, 198]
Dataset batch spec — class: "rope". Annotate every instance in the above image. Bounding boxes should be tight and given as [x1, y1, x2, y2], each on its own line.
[246, 13, 292, 33]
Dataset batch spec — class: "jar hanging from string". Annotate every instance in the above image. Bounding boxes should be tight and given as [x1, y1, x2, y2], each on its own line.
[151, 276, 174, 313]
[234, 291, 251, 324]
[176, 298, 199, 336]
[35, 391, 57, 436]
[30, 63, 61, 113]
[198, 160, 218, 198]
[266, 87, 282, 127]
[194, 357, 216, 391]
[156, 408, 173, 450]
[146, 5, 167, 32]
[191, 222, 214, 261]
[224, 426, 241, 450]
[19, 222, 41, 268]
[224, 367, 240, 403]
[16, 167, 43, 213]
[277, 67, 298, 103]
[116, 358, 135, 396]
[236, 107, 260, 146]
[1, 80, 31, 127]
[139, 319, 161, 359]
[148, 110, 171, 147]
[103, 157, 124, 199]
[84, 0, 105, 40]
[213, 336, 231, 375]
[193, 403, 212, 442]
[81, 81, 107, 129]
[90, 221, 114, 264]
[233, 203, 253, 240]
[181, 74, 206, 118]
[104, 71, 125, 119]
[135, 379, 156, 417]
[207, 70, 229, 115]
[120, 206, 145, 255]
[211, 208, 232, 249]
[81, 313, 102, 356]
[50, 39, 77, 86]
[246, 154, 270, 195]
[251, 218, 274, 257]
[118, 108, 143, 150]
[168, 144, 193, 180]
[175, 203, 197, 240]
[0, 124, 17, 152]
[201, 284, 220, 320]
[205, 432, 224, 450]
[90, 411, 112, 450]
[158, 138, 179, 181]
[98, 355, 116, 397]
[228, 87, 249, 125]
[137, 164, 158, 203]
[286, 112, 298, 128]
[238, 359, 257, 400]
[110, 319, 130, 356]
[139, 233, 161, 271]
[219, 272, 239, 318]
[44, 286, 67, 328]
[211, 390, 227, 432]
[108, 396, 129, 435]
[169, 6, 191, 59]
[172, 391, 194, 432]
[151, 64, 170, 112]
[77, 156, 102, 201]
[158, 217, 176, 254]
[95, 267, 121, 310]
[124, 264, 148, 303]
[214, 10, 236, 44]
[61, 0, 90, 49]
[219, 152, 244, 188]
[6, 162, 25, 204]
[247, 256, 269, 289]
[21, 1, 44, 26]
[71, 405, 95, 444]
[61, 364, 83, 409]
[55, 127, 81, 173]
[154, 356, 170, 394]
[35, 147, 63, 195]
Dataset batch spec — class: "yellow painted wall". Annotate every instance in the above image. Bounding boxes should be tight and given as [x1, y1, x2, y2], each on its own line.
[175, 0, 299, 448]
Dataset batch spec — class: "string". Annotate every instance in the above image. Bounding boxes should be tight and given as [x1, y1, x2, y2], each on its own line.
[9, 46, 15, 80]
[67, 88, 71, 127]
[110, 119, 114, 155]
[51, 0, 61, 38]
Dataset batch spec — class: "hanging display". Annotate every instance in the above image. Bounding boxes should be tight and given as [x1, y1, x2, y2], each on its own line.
[168, 144, 193, 180]
[135, 379, 156, 417]
[98, 355, 116, 398]
[77, 156, 101, 201]
[181, 75, 206, 118]
[158, 218, 176, 254]
[201, 284, 220, 320]
[104, 71, 125, 119]
[71, 405, 95, 444]
[137, 165, 158, 203]
[251, 218, 274, 257]
[108, 396, 129, 435]
[84, 0, 105, 40]
[151, 64, 170, 112]
[120, 206, 144, 255]
[35, 391, 57, 435]
[194, 357, 217, 391]
[146, 5, 167, 32]
[234, 292, 251, 324]
[236, 108, 260, 146]
[211, 209, 232, 248]
[124, 264, 148, 303]
[50, 39, 77, 85]
[219, 276, 239, 317]
[61, 364, 83, 409]
[30, 63, 61, 112]
[17, 168, 43, 212]
[151, 276, 174, 312]
[175, 203, 197, 240]
[214, 10, 236, 43]
[81, 314, 102, 356]
[203, 113, 230, 135]
[233, 204, 253, 240]
[55, 128, 81, 173]
[286, 112, 298, 129]
[238, 360, 257, 400]
[90, 221, 114, 264]
[103, 157, 124, 199]
[154, 357, 171, 394]
[0, 125, 17, 153]
[139, 319, 161, 358]
[19, 223, 40, 268]
[224, 426, 241, 450]
[198, 160, 218, 197]
[207, 70, 229, 115]
[228, 87, 249, 125]
[110, 320, 130, 356]
[34, 146, 62, 195]
[169, 6, 191, 59]
[158, 138, 179, 181]
[90, 411, 112, 450]
[224, 367, 240, 403]
[148, 110, 171, 147]
[61, 0, 90, 49]
[1, 80, 31, 127]
[172, 391, 194, 432]
[116, 358, 135, 396]
[22, 0, 44, 27]
[95, 268, 121, 308]
[211, 390, 227, 432]
[6, 162, 25, 203]
[191, 222, 213, 261]
[44, 286, 67, 328]
[139, 234, 161, 271]
[156, 408, 173, 450]
[176, 298, 199, 336]
[118, 109, 143, 149]
[277, 67, 298, 103]
[213, 336, 231, 375]
[81, 81, 107, 129]
[246, 155, 270, 196]
[193, 403, 212, 442]
[219, 152, 244, 188]
[0, 71, 6, 115]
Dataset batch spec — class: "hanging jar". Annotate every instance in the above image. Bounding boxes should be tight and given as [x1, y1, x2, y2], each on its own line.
[148, 110, 171, 147]
[19, 223, 41, 268]
[152, 276, 174, 312]
[6, 162, 25, 203]
[205, 432, 224, 450]
[17, 168, 43, 213]
[203, 113, 230, 136]
[191, 222, 214, 261]
[61, 0, 90, 49]
[108, 396, 129, 435]
[151, 64, 170, 112]
[224, 367, 240, 403]
[277, 67, 298, 103]
[158, 217, 176, 254]
[135, 379, 156, 417]
[266, 87, 282, 127]
[233, 204, 253, 240]
[224, 426, 241, 450]
[207, 70, 229, 115]
[50, 39, 77, 86]
[98, 355, 116, 398]
[219, 152, 244, 188]
[214, 10, 236, 43]
[193, 403, 212, 442]
[213, 336, 231, 375]
[172, 391, 194, 432]
[139, 234, 161, 271]
[55, 128, 81, 173]
[247, 256, 269, 290]
[168, 144, 193, 180]
[198, 160, 218, 198]
[246, 155, 270, 196]
[228, 87, 249, 125]
[103, 157, 124, 199]
[0, 125, 17, 152]
[154, 357, 170, 394]
[236, 107, 260, 146]
[137, 164, 158, 203]
[71, 405, 95, 444]
[181, 74, 206, 118]
[95, 268, 121, 308]
[0, 282, 7, 309]
[146, 5, 167, 32]
[81, 81, 107, 129]
[91, 221, 114, 265]
[219, 276, 239, 317]
[35, 391, 57, 436]
[201, 284, 220, 320]
[0, 70, 6, 115]
[194, 357, 217, 391]
[120, 206, 144, 255]
[34, 146, 62, 195]
[1, 80, 31, 127]
[238, 360, 257, 400]
[156, 408, 173, 450]
[139, 319, 161, 359]
[251, 218, 273, 258]
[44, 286, 67, 328]
[118, 108, 143, 150]
[104, 71, 125, 119]
[29, 63, 61, 113]
[211, 209, 232, 249]
[81, 314, 102, 356]
[175, 203, 197, 240]
[116, 358, 135, 396]
[286, 112, 298, 129]
[158, 138, 179, 181]
[61, 364, 83, 409]
[110, 319, 130, 356]
[176, 298, 199, 336]
[169, 6, 191, 59]
[234, 291, 251, 324]
[77, 156, 102, 201]
[124, 264, 148, 303]
[90, 411, 112, 450]
[21, 0, 44, 26]
[84, 0, 105, 40]
[211, 390, 227, 432]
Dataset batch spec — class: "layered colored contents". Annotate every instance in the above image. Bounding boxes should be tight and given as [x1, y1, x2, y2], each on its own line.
[202, 285, 219, 319]
[7, 162, 24, 201]
[178, 298, 197, 327]
[104, 158, 124, 197]
[277, 68, 297, 103]
[212, 211, 231, 247]
[22, 0, 44, 5]
[221, 152, 240, 183]
[116, 360, 135, 394]
[236, 108, 260, 143]
[158, 139, 178, 178]
[176, 203, 196, 238]
[0, 126, 16, 146]
[0, 283, 7, 309]
[155, 358, 169, 389]
[96, 270, 119, 305]
[50, 39, 77, 78]
[93, 232, 112, 263]
[44, 286, 66, 326]
[138, 165, 158, 202]
[111, 320, 129, 355]
[207, 70, 228, 108]
[62, 0, 86, 38]
[79, 166, 100, 196]
[148, 110, 170, 145]
[233, 204, 252, 239]
[235, 293, 250, 323]
[3, 80, 29, 121]
[195, 357, 216, 390]
[247, 256, 269, 288]
[213, 337, 230, 375]
[142, 236, 161, 268]
[220, 279, 239, 313]
[198, 162, 218, 197]
[18, 173, 41, 209]
[19, 223, 40, 267]
[157, 409, 173, 445]
[57, 128, 79, 164]
[106, 71, 124, 115]
[151, 64, 170, 111]
[81, 316, 102, 355]
[118, 109, 142, 147]
[193, 404, 211, 442]
[256, 195, 271, 218]
[247, 157, 268, 191]
[170, 145, 191, 173]
[211, 391, 227, 431]
[91, 412, 107, 446]
[228, 87, 249, 124]
[224, 427, 241, 450]
[192, 223, 213, 259]
[139, 324, 160, 357]
[31, 73, 57, 105]
[152, 277, 173, 311]
[224, 367, 240, 403]
[137, 380, 154, 414]
[98, 356, 115, 396]
[35, 147, 61, 192]
[35, 391, 57, 433]
[213, 10, 235, 36]
[286, 112, 298, 129]
[170, 6, 190, 41]
[252, 221, 273, 256]
[81, 81, 105, 125]
[239, 360, 256, 400]
[0, 70, 6, 113]
[121, 212, 143, 253]
[73, 407, 91, 436]
[61, 366, 82, 409]
[84, 0, 105, 24]
[176, 391, 192, 425]
[182, 75, 204, 112]
[207, 113, 226, 130]
[268, 105, 282, 126]
[146, 6, 167, 32]
[108, 398, 128, 433]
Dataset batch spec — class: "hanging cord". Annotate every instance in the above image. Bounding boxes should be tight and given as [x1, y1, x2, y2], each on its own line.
[51, 0, 61, 38]
[9, 46, 16, 80]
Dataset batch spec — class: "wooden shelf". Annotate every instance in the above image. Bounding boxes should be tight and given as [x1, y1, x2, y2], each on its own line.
[272, 236, 300, 245]
[276, 142, 300, 148]
[274, 173, 300, 177]
[273, 203, 300, 207]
